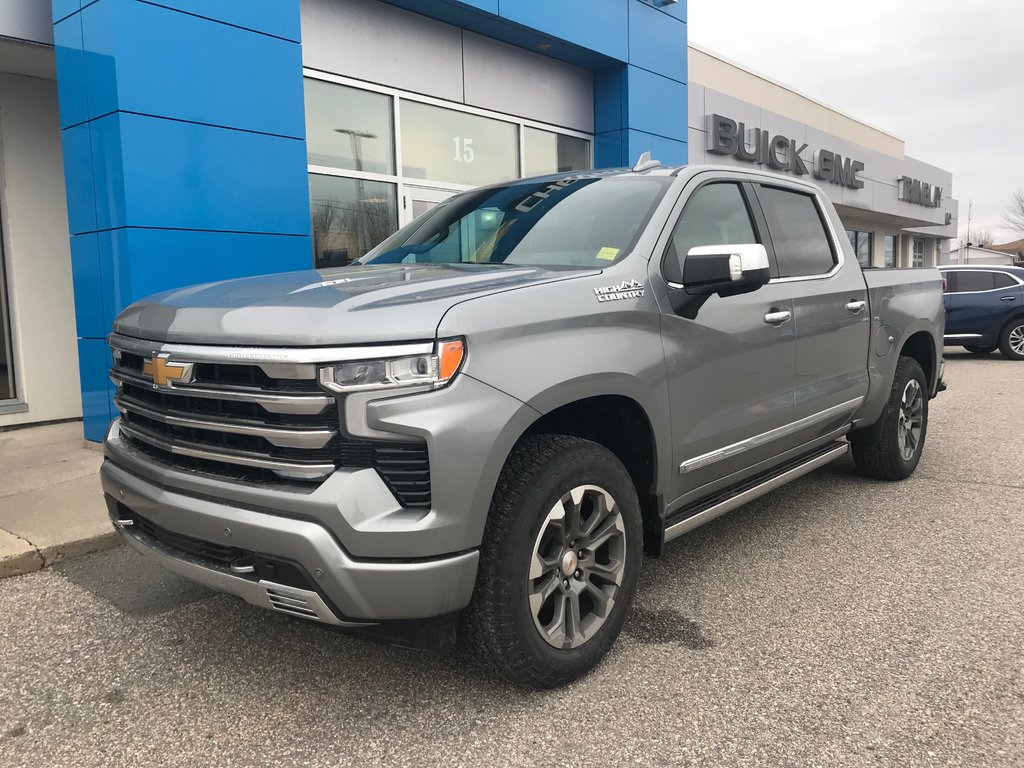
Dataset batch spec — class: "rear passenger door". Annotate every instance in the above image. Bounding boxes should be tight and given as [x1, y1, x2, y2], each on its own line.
[945, 270, 1022, 342]
[752, 183, 870, 429]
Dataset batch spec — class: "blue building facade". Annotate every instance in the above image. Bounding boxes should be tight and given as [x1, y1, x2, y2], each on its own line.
[51, 0, 688, 440]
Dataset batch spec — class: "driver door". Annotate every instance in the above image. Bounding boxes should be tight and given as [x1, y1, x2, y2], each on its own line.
[655, 178, 798, 506]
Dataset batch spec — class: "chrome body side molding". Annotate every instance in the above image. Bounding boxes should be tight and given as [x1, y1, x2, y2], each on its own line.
[679, 397, 863, 474]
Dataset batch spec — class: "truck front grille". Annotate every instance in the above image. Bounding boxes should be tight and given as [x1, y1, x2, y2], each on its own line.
[108, 335, 432, 507]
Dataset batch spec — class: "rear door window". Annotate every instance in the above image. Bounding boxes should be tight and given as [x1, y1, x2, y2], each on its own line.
[756, 186, 837, 278]
[954, 271, 995, 292]
[993, 272, 1018, 290]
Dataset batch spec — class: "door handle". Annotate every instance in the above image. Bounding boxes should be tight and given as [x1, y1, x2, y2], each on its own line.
[845, 300, 867, 313]
[1000, 296, 1017, 302]
[763, 309, 792, 325]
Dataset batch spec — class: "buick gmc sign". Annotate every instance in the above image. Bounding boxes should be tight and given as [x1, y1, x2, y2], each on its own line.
[706, 114, 865, 190]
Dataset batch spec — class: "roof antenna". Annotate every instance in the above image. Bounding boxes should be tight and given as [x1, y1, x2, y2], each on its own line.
[632, 151, 661, 172]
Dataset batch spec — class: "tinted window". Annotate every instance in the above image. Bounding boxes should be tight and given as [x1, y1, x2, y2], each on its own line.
[664, 183, 758, 283]
[955, 271, 995, 292]
[757, 186, 836, 277]
[362, 176, 670, 267]
[993, 272, 1017, 289]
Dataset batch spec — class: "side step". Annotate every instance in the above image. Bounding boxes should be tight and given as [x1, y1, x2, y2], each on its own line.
[663, 441, 849, 544]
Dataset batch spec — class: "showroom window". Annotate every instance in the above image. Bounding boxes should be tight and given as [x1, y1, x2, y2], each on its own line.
[523, 127, 591, 176]
[912, 238, 925, 267]
[846, 229, 873, 267]
[0, 210, 16, 402]
[884, 234, 897, 268]
[309, 175, 398, 268]
[303, 73, 593, 268]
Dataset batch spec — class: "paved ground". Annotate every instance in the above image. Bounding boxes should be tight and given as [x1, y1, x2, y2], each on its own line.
[0, 422, 117, 576]
[1, 354, 1021, 767]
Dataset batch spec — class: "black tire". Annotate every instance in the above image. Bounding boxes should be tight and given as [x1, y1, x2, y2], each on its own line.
[964, 344, 996, 355]
[458, 435, 643, 689]
[851, 356, 929, 481]
[997, 317, 1024, 361]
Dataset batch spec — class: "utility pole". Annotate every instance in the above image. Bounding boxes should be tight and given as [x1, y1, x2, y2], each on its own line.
[335, 128, 377, 258]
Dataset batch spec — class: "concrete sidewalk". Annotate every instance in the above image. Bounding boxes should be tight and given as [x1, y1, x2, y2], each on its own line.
[0, 422, 120, 577]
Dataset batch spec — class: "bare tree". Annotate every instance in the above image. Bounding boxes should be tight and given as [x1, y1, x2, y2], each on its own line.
[959, 228, 994, 249]
[1004, 189, 1024, 235]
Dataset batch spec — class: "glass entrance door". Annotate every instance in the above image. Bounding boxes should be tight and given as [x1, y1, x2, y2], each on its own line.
[403, 186, 457, 225]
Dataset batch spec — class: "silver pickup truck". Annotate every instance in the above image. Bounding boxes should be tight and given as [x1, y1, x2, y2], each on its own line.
[101, 161, 944, 688]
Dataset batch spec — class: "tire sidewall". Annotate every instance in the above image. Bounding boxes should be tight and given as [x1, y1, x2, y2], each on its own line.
[886, 359, 929, 476]
[1000, 318, 1024, 360]
[500, 443, 643, 679]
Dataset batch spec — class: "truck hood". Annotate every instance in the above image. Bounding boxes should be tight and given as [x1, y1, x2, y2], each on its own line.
[113, 263, 599, 346]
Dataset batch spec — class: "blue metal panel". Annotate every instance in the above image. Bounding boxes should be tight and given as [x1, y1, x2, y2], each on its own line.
[624, 129, 687, 166]
[77, 337, 115, 441]
[59, 122, 98, 235]
[145, 0, 302, 42]
[594, 129, 627, 168]
[80, 0, 304, 137]
[497, 0, 629, 61]
[104, 228, 310, 315]
[87, 112, 310, 234]
[53, 14, 88, 128]
[70, 233, 109, 338]
[594, 66, 626, 133]
[628, 1, 687, 82]
[640, 0, 687, 21]
[53, 0, 81, 24]
[624, 66, 687, 140]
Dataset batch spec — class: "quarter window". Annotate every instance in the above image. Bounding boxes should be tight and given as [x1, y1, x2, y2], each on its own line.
[993, 272, 1017, 289]
[757, 186, 836, 278]
[664, 183, 759, 284]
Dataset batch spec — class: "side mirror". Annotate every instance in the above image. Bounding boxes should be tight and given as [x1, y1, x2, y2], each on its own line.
[682, 243, 771, 297]
[667, 243, 771, 318]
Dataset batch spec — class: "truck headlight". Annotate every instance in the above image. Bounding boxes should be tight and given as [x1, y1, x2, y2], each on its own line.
[317, 339, 465, 393]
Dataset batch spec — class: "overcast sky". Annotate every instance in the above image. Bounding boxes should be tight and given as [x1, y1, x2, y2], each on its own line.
[688, 0, 1024, 244]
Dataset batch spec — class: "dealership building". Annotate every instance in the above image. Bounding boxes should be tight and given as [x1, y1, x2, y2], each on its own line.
[0, 0, 958, 440]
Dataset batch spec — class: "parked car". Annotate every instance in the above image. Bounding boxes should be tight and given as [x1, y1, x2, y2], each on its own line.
[939, 264, 1024, 360]
[101, 161, 945, 688]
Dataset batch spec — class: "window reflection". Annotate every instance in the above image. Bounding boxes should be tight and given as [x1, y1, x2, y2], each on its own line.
[304, 79, 395, 175]
[401, 101, 518, 186]
[523, 127, 590, 175]
[309, 175, 398, 269]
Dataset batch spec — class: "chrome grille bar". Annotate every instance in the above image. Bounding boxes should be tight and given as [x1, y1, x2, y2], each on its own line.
[118, 420, 336, 481]
[110, 369, 332, 416]
[113, 393, 336, 450]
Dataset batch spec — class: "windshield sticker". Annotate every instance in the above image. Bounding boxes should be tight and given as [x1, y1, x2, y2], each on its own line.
[595, 279, 645, 303]
[596, 247, 620, 261]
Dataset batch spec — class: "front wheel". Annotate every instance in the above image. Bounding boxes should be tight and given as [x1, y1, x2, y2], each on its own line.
[851, 356, 929, 481]
[998, 317, 1024, 360]
[459, 435, 643, 689]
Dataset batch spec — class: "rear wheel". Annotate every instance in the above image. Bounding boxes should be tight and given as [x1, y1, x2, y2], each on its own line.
[459, 435, 643, 689]
[998, 317, 1024, 361]
[963, 344, 996, 355]
[851, 356, 929, 480]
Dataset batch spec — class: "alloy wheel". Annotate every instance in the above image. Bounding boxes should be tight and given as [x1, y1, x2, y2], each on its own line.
[1009, 324, 1024, 356]
[897, 379, 924, 461]
[528, 485, 627, 649]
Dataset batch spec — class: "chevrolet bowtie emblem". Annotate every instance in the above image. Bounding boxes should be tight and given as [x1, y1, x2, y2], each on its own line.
[142, 355, 194, 387]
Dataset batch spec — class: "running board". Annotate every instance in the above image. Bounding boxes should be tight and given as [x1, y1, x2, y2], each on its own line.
[663, 441, 849, 544]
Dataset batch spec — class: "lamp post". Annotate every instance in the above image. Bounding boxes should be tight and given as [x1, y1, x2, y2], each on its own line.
[334, 128, 377, 257]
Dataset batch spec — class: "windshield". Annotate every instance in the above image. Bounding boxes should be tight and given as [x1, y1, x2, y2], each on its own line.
[359, 175, 671, 268]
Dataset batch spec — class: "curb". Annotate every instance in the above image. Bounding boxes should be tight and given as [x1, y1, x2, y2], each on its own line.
[0, 530, 123, 580]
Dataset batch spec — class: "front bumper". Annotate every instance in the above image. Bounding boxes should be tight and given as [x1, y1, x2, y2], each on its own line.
[101, 459, 479, 623]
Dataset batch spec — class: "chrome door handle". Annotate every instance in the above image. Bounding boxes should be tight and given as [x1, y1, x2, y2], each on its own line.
[1000, 296, 1017, 302]
[763, 309, 792, 325]
[845, 300, 867, 312]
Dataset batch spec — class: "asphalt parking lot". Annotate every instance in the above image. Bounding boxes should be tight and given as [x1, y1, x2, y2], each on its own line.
[1, 353, 1021, 768]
